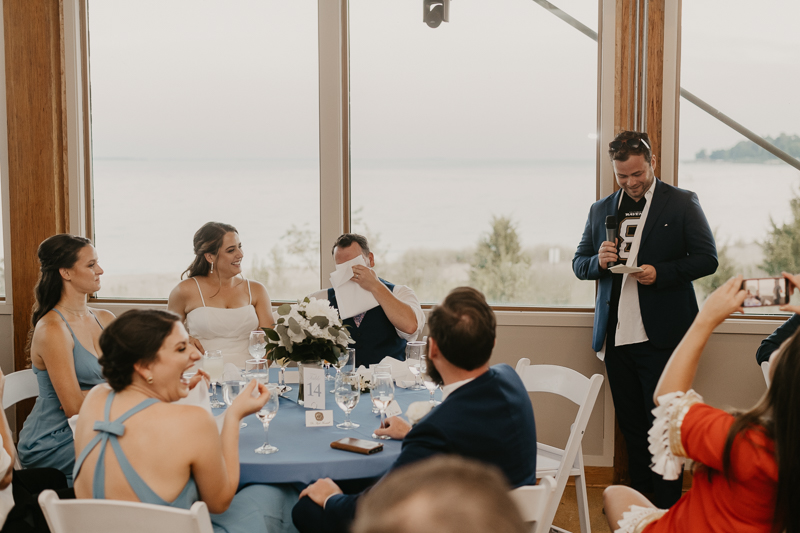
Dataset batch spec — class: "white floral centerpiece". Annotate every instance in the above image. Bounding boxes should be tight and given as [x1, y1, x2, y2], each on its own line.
[262, 297, 354, 366]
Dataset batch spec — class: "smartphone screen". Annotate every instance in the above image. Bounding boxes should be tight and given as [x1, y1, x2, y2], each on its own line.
[741, 277, 789, 307]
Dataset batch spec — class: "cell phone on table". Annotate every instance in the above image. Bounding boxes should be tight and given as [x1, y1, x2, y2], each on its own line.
[741, 277, 792, 307]
[330, 438, 383, 455]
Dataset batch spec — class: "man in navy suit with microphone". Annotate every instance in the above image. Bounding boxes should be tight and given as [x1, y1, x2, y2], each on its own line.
[573, 131, 717, 508]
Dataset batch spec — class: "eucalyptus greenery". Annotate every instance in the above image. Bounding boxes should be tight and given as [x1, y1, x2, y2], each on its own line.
[262, 297, 353, 364]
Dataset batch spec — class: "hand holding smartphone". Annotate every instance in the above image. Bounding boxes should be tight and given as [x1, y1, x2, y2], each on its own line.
[741, 276, 793, 307]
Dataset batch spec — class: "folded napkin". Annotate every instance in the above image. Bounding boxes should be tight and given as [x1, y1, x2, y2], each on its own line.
[374, 357, 417, 388]
[0, 433, 13, 527]
[329, 255, 379, 319]
[174, 379, 225, 433]
[222, 363, 243, 382]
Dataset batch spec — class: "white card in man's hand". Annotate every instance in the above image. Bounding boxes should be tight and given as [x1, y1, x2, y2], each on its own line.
[609, 265, 644, 274]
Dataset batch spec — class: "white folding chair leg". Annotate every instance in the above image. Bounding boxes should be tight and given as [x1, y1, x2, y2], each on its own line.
[574, 457, 591, 533]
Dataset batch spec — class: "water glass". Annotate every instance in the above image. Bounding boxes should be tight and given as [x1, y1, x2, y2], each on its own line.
[255, 385, 280, 454]
[203, 350, 224, 408]
[371, 363, 392, 413]
[370, 372, 395, 440]
[420, 354, 440, 405]
[330, 348, 354, 392]
[222, 380, 248, 428]
[248, 331, 267, 360]
[245, 359, 269, 386]
[405, 341, 426, 391]
[334, 371, 360, 429]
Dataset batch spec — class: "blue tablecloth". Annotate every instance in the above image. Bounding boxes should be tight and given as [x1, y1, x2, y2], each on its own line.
[219, 368, 439, 485]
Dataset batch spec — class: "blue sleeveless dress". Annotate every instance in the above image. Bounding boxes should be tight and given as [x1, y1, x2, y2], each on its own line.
[18, 309, 106, 483]
[74, 392, 299, 533]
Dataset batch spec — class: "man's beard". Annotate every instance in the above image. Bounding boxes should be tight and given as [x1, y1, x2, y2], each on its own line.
[426, 358, 444, 387]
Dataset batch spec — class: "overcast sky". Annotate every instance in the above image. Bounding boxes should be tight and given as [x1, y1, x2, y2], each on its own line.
[86, 0, 799, 162]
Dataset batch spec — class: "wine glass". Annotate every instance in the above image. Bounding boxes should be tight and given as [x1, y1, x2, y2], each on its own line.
[371, 363, 392, 413]
[275, 357, 292, 393]
[244, 359, 269, 386]
[405, 341, 426, 390]
[203, 350, 225, 408]
[323, 358, 335, 382]
[330, 348, 353, 393]
[370, 372, 394, 440]
[255, 385, 280, 454]
[334, 371, 360, 429]
[222, 380, 247, 428]
[420, 354, 440, 405]
[248, 331, 267, 360]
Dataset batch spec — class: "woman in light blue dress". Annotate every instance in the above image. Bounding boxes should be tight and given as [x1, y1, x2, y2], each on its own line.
[73, 309, 298, 533]
[18, 234, 115, 483]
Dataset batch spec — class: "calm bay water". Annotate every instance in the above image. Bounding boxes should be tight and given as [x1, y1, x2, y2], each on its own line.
[92, 158, 800, 299]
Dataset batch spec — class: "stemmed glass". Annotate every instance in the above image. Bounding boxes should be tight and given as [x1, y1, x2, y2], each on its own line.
[405, 341, 426, 390]
[245, 359, 269, 385]
[275, 357, 292, 393]
[334, 371, 360, 429]
[370, 372, 394, 440]
[420, 354, 440, 405]
[330, 348, 354, 393]
[222, 380, 247, 428]
[324, 359, 334, 382]
[203, 350, 225, 408]
[255, 384, 280, 454]
[248, 331, 267, 360]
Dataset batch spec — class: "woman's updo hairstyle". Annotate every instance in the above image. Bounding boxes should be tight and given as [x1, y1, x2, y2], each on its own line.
[98, 309, 181, 392]
[182, 222, 238, 279]
[27, 234, 93, 353]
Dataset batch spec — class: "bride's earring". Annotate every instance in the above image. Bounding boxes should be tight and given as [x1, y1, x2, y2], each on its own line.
[210, 262, 214, 274]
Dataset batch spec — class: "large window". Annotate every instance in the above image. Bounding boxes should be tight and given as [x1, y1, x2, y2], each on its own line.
[348, 1, 598, 306]
[87, 1, 320, 300]
[679, 1, 800, 311]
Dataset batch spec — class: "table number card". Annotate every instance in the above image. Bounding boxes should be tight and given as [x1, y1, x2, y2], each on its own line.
[303, 366, 325, 409]
[384, 400, 402, 418]
[305, 410, 333, 427]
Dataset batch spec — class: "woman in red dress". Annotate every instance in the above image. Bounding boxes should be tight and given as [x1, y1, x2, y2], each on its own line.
[604, 273, 800, 533]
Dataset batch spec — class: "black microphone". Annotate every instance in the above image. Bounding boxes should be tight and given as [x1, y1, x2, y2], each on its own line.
[605, 215, 617, 268]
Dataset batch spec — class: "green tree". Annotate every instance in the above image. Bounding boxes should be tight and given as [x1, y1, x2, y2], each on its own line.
[694, 230, 736, 299]
[761, 193, 800, 275]
[469, 216, 531, 303]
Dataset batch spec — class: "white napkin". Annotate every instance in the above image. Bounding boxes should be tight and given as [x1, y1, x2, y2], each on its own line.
[174, 380, 225, 432]
[0, 434, 13, 528]
[222, 363, 242, 382]
[329, 255, 379, 319]
[375, 357, 417, 388]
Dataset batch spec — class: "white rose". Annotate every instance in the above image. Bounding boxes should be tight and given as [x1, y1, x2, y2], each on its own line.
[406, 401, 435, 425]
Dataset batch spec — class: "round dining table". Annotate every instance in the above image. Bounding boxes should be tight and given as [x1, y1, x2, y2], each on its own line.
[217, 368, 440, 486]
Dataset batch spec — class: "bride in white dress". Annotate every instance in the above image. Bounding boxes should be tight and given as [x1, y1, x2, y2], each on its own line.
[168, 222, 276, 368]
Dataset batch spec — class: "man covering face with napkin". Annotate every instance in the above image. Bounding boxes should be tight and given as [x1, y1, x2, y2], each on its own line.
[308, 234, 425, 366]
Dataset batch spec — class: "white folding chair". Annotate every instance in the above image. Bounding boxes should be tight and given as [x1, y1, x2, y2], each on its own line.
[38, 490, 214, 533]
[761, 360, 771, 387]
[2, 369, 39, 470]
[510, 475, 557, 533]
[515, 358, 604, 533]
[2, 369, 39, 408]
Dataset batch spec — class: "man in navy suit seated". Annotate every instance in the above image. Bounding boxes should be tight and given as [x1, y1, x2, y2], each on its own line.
[292, 287, 538, 533]
[309, 233, 425, 366]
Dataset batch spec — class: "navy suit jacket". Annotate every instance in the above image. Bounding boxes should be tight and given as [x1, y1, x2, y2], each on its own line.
[319, 364, 538, 530]
[573, 179, 718, 351]
[756, 314, 800, 365]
